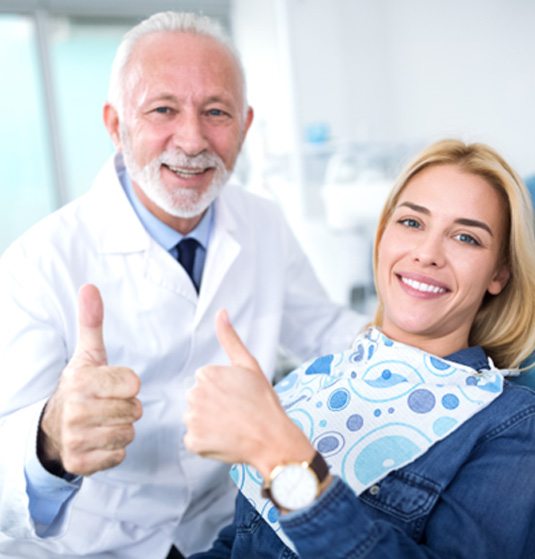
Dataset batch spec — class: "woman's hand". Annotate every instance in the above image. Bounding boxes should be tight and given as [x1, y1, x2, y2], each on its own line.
[184, 310, 315, 480]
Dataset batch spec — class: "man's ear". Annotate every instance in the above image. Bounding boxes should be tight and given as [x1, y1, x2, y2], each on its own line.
[242, 106, 254, 139]
[487, 264, 510, 295]
[103, 103, 122, 149]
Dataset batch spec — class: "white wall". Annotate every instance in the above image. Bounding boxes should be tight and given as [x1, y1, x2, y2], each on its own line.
[232, 0, 297, 156]
[383, 0, 535, 175]
[289, 0, 392, 146]
[286, 0, 535, 174]
[234, 0, 535, 173]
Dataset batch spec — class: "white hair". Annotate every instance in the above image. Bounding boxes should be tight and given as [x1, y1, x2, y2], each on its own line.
[107, 11, 247, 117]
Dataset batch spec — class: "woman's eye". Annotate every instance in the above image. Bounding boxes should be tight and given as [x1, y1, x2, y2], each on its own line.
[399, 218, 420, 229]
[456, 233, 480, 246]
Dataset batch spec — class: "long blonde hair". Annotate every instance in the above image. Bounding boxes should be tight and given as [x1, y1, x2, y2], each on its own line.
[373, 139, 535, 369]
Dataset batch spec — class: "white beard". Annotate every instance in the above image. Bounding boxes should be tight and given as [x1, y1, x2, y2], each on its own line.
[120, 126, 230, 219]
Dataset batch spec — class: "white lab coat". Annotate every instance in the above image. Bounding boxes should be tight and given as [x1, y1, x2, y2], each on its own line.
[0, 158, 366, 558]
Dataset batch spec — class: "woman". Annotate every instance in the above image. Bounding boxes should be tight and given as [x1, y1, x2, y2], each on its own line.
[184, 139, 535, 558]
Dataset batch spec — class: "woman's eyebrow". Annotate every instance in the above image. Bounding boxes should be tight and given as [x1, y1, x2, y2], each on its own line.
[397, 202, 493, 236]
[454, 218, 493, 236]
[397, 201, 430, 215]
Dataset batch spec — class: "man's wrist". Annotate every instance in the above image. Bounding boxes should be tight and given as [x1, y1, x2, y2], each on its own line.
[37, 426, 67, 477]
[37, 404, 68, 478]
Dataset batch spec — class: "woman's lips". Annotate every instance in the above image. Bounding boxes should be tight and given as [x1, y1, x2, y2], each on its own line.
[396, 273, 449, 296]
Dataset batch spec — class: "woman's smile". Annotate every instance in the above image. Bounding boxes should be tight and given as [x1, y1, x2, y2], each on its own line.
[376, 163, 509, 356]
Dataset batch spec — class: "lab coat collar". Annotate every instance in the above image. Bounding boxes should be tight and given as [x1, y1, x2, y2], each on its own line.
[85, 155, 151, 254]
[194, 186, 241, 321]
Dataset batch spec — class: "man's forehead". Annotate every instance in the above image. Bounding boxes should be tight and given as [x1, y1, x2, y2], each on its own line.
[117, 29, 245, 119]
[129, 30, 235, 70]
[127, 32, 240, 84]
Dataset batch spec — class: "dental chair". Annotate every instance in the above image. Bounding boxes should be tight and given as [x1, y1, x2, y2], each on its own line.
[511, 176, 535, 389]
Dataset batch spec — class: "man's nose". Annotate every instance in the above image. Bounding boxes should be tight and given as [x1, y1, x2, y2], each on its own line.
[170, 113, 209, 157]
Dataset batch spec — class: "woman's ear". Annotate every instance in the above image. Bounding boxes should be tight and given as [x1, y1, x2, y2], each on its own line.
[487, 265, 510, 295]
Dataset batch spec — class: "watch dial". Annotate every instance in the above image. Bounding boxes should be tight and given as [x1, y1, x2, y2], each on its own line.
[271, 464, 318, 510]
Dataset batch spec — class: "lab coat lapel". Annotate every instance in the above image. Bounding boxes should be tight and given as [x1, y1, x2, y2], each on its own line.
[88, 155, 150, 254]
[194, 191, 241, 326]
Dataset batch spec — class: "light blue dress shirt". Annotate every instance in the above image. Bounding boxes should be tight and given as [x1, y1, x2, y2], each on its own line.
[25, 154, 215, 532]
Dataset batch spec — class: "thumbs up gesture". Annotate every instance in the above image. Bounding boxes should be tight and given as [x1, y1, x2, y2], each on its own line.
[184, 310, 314, 480]
[38, 284, 142, 477]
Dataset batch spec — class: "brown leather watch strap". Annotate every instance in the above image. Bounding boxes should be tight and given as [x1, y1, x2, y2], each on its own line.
[309, 450, 329, 484]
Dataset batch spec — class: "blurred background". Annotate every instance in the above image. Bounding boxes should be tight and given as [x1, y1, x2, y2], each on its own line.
[1, 0, 534, 313]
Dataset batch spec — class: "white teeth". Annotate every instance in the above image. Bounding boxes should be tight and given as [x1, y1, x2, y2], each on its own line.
[401, 276, 446, 294]
[168, 166, 205, 176]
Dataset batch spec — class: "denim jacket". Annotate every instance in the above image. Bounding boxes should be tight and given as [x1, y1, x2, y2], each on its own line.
[190, 349, 535, 558]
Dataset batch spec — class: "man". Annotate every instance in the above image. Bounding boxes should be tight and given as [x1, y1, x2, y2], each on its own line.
[0, 11, 365, 558]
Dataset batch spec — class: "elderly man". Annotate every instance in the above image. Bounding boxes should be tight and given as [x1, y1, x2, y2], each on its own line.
[0, 11, 365, 558]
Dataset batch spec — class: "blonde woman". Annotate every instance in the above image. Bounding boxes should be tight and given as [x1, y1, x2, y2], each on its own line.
[185, 140, 535, 558]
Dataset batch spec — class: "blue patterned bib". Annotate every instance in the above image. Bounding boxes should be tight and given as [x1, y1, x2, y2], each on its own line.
[230, 328, 505, 550]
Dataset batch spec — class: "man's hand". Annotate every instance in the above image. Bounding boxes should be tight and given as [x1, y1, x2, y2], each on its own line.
[38, 284, 142, 477]
[184, 310, 314, 479]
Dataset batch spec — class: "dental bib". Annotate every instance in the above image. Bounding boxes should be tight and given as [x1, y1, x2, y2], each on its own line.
[230, 328, 504, 551]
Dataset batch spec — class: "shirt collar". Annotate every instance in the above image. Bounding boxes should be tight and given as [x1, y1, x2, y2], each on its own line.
[115, 153, 214, 252]
[446, 345, 489, 370]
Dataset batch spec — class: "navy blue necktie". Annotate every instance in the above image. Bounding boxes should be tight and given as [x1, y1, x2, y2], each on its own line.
[176, 238, 200, 293]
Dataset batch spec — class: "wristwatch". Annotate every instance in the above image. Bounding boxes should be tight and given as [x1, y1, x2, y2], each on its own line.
[261, 451, 329, 511]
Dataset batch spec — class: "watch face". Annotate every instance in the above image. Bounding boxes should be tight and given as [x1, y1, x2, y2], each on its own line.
[270, 464, 318, 510]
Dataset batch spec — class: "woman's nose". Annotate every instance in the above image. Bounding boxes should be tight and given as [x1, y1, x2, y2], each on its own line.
[412, 234, 446, 267]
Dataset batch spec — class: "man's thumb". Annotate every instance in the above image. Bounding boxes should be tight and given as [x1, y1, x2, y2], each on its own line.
[216, 309, 260, 373]
[73, 284, 108, 365]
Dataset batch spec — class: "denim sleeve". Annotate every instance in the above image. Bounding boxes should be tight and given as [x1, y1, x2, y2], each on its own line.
[188, 521, 236, 558]
[280, 410, 535, 558]
[280, 477, 403, 559]
[25, 433, 81, 536]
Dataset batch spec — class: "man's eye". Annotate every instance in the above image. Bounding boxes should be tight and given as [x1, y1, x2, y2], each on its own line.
[154, 107, 172, 114]
[206, 108, 227, 117]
